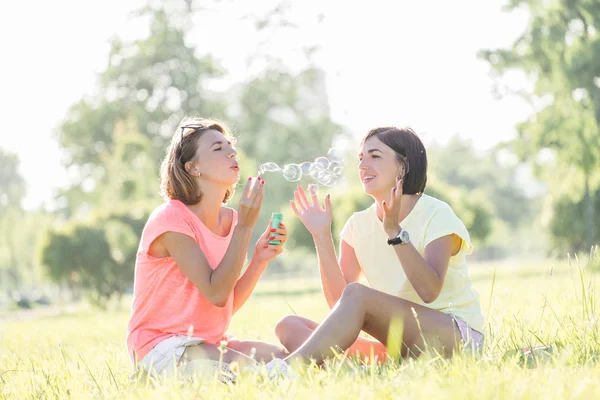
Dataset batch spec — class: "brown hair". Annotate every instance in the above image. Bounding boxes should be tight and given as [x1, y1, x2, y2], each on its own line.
[361, 127, 427, 195]
[160, 116, 237, 205]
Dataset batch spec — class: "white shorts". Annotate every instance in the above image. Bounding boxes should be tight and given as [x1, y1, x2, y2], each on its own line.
[137, 335, 204, 377]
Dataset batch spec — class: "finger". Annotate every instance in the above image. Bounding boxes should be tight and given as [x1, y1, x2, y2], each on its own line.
[254, 178, 265, 206]
[241, 176, 252, 200]
[270, 231, 287, 244]
[382, 200, 389, 214]
[397, 178, 404, 197]
[324, 194, 332, 215]
[290, 200, 302, 217]
[294, 188, 308, 211]
[309, 184, 321, 210]
[268, 234, 282, 244]
[388, 187, 396, 209]
[271, 227, 287, 236]
[248, 176, 262, 204]
[297, 185, 312, 208]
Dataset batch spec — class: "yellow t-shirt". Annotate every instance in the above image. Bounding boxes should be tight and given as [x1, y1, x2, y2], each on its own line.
[340, 194, 484, 333]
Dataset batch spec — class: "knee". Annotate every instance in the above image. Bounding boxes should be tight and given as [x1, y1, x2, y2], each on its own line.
[341, 282, 368, 304]
[274, 315, 301, 340]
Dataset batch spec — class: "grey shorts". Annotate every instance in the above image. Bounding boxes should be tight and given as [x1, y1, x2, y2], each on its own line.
[450, 315, 484, 352]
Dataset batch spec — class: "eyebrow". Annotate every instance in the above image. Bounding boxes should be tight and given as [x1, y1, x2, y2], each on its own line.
[359, 148, 383, 155]
[211, 140, 232, 147]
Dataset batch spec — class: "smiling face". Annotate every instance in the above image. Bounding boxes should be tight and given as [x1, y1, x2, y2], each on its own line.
[358, 126, 428, 197]
[358, 136, 405, 198]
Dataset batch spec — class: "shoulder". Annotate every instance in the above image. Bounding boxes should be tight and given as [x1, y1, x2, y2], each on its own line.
[147, 200, 191, 227]
[420, 194, 453, 214]
[416, 195, 461, 224]
[420, 195, 472, 250]
[221, 205, 237, 225]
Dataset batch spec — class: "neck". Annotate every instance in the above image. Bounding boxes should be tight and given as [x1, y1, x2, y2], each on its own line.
[186, 182, 228, 231]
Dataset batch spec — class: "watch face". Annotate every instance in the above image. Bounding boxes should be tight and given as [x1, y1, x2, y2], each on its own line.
[400, 230, 410, 243]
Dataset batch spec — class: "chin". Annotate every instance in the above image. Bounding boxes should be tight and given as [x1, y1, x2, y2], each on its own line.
[224, 177, 239, 186]
[361, 182, 379, 195]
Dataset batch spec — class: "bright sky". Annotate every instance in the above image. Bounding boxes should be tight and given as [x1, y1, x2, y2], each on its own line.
[0, 0, 530, 209]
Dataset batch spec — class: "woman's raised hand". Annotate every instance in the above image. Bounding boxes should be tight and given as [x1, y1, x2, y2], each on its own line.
[237, 176, 264, 229]
[290, 184, 332, 238]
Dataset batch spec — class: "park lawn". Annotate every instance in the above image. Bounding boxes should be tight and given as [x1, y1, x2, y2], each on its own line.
[1, 259, 599, 399]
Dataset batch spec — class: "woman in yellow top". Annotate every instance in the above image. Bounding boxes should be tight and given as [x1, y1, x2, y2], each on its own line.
[273, 126, 484, 368]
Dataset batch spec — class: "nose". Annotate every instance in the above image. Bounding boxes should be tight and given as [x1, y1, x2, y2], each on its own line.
[358, 158, 368, 170]
[229, 148, 237, 159]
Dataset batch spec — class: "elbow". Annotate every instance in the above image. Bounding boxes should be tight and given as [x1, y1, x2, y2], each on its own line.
[420, 289, 441, 304]
[207, 294, 229, 308]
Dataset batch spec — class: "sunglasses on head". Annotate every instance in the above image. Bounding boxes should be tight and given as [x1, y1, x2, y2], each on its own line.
[179, 124, 205, 151]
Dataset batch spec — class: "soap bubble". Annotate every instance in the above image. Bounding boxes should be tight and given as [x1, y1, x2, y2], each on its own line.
[257, 151, 345, 187]
[309, 168, 321, 179]
[329, 161, 343, 175]
[317, 170, 336, 186]
[313, 156, 330, 170]
[259, 162, 282, 174]
[299, 161, 312, 175]
[282, 163, 302, 182]
[309, 162, 324, 175]
[327, 147, 344, 162]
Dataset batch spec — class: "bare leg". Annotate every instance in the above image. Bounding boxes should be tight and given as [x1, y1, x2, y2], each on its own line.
[181, 343, 257, 368]
[285, 283, 459, 365]
[226, 339, 289, 362]
[275, 315, 387, 361]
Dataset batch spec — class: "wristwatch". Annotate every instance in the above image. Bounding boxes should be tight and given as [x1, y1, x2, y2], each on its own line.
[387, 228, 410, 246]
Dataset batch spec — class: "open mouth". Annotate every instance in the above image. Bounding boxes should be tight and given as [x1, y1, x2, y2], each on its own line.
[361, 175, 375, 183]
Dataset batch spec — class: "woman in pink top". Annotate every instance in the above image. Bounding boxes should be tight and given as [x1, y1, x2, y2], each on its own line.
[127, 116, 288, 377]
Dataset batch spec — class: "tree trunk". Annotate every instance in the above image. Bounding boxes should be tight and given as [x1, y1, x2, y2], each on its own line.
[583, 176, 596, 251]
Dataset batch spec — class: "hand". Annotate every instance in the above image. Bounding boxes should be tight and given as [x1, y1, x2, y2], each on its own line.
[382, 177, 403, 237]
[252, 218, 287, 264]
[290, 184, 332, 238]
[237, 176, 264, 229]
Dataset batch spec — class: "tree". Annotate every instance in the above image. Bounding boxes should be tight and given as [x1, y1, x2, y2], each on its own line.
[0, 148, 25, 209]
[479, 0, 600, 251]
[55, 6, 226, 217]
[0, 149, 26, 289]
[39, 211, 145, 308]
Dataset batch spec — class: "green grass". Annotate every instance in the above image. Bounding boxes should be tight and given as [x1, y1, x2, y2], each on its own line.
[2, 258, 600, 399]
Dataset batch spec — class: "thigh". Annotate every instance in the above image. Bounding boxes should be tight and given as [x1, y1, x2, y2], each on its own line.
[349, 284, 458, 357]
[227, 339, 288, 362]
[287, 315, 320, 330]
[280, 315, 388, 361]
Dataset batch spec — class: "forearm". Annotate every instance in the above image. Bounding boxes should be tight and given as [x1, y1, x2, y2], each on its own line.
[209, 226, 253, 303]
[232, 258, 267, 313]
[313, 233, 348, 308]
[391, 242, 443, 303]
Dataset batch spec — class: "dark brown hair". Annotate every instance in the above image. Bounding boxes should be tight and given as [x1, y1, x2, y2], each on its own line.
[160, 117, 237, 205]
[361, 127, 427, 195]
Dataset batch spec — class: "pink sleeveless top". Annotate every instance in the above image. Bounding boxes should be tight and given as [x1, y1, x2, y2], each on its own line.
[127, 200, 238, 362]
